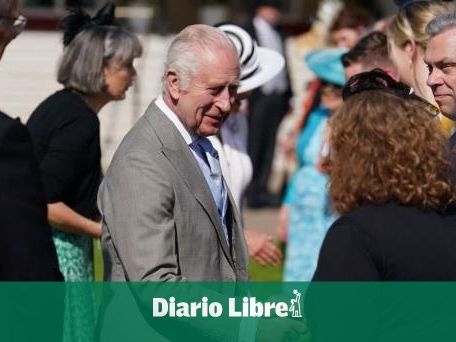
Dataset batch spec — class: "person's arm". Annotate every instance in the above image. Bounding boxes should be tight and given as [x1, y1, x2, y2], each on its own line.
[98, 150, 183, 282]
[275, 204, 289, 243]
[35, 114, 101, 237]
[275, 172, 298, 243]
[48, 202, 101, 238]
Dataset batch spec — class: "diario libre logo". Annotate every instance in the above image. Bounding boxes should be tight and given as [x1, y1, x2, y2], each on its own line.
[152, 289, 302, 318]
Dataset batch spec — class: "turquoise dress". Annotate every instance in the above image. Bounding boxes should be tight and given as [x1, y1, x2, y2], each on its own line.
[27, 89, 99, 342]
[283, 106, 337, 281]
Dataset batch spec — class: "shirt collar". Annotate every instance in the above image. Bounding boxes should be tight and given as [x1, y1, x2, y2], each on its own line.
[155, 95, 196, 145]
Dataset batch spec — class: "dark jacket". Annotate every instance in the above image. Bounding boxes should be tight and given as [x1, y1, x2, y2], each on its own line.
[313, 202, 456, 281]
[0, 111, 62, 281]
[307, 202, 456, 342]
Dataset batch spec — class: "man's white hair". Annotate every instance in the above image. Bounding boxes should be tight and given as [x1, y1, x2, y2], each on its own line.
[426, 12, 456, 39]
[162, 24, 238, 94]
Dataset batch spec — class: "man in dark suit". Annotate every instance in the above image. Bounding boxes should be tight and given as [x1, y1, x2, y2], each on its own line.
[0, 0, 62, 281]
[245, 0, 291, 207]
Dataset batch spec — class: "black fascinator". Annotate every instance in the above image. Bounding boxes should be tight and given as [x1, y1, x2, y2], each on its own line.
[90, 2, 116, 26]
[61, 2, 116, 47]
[343, 69, 440, 117]
[342, 69, 411, 101]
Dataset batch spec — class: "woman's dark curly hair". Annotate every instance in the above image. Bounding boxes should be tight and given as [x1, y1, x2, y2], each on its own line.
[329, 70, 456, 214]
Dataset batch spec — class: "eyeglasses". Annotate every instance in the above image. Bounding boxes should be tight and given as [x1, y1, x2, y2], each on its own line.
[0, 15, 27, 35]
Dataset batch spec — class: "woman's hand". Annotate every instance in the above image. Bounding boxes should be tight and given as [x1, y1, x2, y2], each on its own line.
[48, 202, 102, 238]
[245, 229, 282, 266]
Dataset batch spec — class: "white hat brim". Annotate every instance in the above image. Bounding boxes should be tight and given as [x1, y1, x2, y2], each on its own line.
[237, 47, 285, 94]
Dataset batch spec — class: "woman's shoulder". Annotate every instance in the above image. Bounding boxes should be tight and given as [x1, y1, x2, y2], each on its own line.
[334, 202, 456, 236]
[40, 89, 93, 113]
[324, 204, 412, 265]
[0, 112, 30, 147]
[28, 89, 97, 128]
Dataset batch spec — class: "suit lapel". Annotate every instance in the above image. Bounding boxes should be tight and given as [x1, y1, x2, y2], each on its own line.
[144, 103, 234, 267]
[226, 188, 247, 270]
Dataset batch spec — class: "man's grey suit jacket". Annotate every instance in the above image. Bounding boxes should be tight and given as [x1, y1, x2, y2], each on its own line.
[98, 101, 249, 281]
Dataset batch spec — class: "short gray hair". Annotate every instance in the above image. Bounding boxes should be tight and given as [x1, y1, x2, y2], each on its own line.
[162, 24, 238, 94]
[426, 12, 456, 39]
[57, 25, 142, 95]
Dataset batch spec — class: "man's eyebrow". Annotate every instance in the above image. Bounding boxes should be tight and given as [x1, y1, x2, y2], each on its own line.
[440, 58, 456, 64]
[207, 81, 240, 88]
[432, 58, 456, 66]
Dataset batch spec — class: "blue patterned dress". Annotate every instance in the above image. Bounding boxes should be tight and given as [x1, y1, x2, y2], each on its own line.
[283, 106, 337, 281]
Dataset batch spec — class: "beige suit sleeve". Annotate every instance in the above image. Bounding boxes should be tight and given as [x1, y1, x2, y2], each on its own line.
[99, 150, 184, 282]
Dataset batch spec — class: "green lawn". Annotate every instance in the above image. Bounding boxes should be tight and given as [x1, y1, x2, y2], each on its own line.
[93, 239, 104, 282]
[93, 240, 284, 281]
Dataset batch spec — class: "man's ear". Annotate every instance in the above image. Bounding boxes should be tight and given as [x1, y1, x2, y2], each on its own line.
[166, 69, 180, 100]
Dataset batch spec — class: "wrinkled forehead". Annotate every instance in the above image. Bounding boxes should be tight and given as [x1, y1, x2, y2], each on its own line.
[190, 51, 240, 87]
[205, 43, 238, 63]
[425, 28, 456, 64]
[198, 47, 239, 72]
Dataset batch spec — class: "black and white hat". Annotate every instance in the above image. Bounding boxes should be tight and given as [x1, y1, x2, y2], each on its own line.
[217, 23, 285, 94]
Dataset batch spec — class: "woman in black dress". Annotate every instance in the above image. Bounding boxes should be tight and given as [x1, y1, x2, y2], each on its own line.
[27, 6, 142, 282]
[313, 70, 456, 281]
[26, 6, 142, 341]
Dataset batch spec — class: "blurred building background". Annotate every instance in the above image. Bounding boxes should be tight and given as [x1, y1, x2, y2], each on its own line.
[21, 0, 397, 33]
[1, 0, 398, 168]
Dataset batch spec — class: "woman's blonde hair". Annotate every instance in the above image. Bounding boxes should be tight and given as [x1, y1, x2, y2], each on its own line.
[388, 1, 454, 48]
[329, 89, 456, 214]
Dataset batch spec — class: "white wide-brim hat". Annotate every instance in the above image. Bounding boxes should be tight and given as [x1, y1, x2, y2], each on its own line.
[216, 23, 285, 94]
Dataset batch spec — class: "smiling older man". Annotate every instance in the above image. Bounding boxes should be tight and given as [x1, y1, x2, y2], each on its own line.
[98, 24, 248, 282]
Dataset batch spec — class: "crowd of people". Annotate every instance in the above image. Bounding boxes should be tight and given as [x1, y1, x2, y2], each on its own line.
[3, 0, 456, 339]
[275, 0, 456, 282]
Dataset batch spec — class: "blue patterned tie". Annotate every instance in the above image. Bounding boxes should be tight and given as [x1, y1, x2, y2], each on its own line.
[191, 137, 232, 247]
[192, 137, 226, 216]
